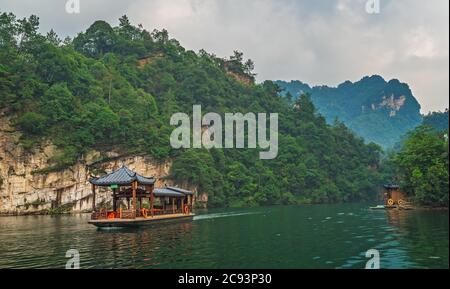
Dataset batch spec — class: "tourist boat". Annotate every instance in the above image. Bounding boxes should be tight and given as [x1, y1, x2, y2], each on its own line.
[369, 184, 413, 210]
[88, 166, 195, 228]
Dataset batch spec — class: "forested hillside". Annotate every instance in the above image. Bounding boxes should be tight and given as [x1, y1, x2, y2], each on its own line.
[423, 110, 449, 132]
[275, 77, 423, 148]
[0, 12, 385, 207]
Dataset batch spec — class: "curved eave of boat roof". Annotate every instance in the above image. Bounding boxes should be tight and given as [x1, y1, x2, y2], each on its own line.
[153, 188, 185, 198]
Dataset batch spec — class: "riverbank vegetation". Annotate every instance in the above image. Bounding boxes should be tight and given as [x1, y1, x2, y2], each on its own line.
[390, 126, 449, 207]
[1, 12, 447, 208]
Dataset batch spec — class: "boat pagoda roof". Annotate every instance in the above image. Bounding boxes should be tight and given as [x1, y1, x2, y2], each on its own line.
[89, 166, 156, 186]
[153, 188, 186, 198]
[384, 184, 400, 190]
[166, 186, 194, 195]
[117, 188, 185, 198]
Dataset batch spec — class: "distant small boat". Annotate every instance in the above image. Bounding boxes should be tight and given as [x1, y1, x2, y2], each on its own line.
[369, 205, 386, 210]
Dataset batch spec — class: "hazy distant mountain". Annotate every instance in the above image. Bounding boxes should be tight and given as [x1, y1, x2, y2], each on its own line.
[275, 75, 423, 148]
[423, 110, 449, 132]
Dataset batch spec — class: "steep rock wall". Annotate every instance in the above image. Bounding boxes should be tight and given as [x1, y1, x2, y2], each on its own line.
[0, 115, 198, 215]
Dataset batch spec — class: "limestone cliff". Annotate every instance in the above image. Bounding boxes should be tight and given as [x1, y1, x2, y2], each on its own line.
[0, 115, 200, 215]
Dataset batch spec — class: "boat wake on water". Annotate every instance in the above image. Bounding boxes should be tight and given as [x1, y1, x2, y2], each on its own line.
[193, 211, 262, 221]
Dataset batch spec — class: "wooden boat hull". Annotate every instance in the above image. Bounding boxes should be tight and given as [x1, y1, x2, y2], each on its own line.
[88, 214, 194, 228]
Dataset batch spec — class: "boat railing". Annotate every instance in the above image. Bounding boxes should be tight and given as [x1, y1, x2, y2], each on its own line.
[91, 210, 107, 220]
[121, 210, 135, 219]
[91, 208, 186, 220]
[152, 208, 183, 215]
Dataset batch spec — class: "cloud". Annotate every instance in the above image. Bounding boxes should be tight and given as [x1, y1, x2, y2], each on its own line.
[405, 27, 438, 59]
[0, 0, 448, 112]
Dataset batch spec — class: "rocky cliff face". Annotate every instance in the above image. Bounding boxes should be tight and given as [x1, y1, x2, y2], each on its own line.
[0, 115, 198, 215]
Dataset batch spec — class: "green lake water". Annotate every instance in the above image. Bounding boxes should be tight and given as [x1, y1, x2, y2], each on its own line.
[0, 204, 448, 269]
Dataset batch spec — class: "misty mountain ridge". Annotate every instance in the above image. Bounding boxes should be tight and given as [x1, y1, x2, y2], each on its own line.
[275, 75, 424, 148]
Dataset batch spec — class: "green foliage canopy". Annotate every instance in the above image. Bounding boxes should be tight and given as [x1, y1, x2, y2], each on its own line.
[0, 12, 388, 207]
[393, 126, 449, 206]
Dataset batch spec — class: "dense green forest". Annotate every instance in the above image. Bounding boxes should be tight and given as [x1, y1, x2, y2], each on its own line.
[4, 13, 448, 207]
[423, 110, 449, 132]
[390, 125, 449, 207]
[275, 77, 423, 149]
[1, 12, 446, 208]
[0, 12, 385, 207]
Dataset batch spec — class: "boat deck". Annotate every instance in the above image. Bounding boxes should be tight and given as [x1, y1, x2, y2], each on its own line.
[88, 213, 195, 228]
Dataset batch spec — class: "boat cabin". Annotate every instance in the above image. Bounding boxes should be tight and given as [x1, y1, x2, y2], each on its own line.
[383, 184, 406, 207]
[88, 166, 194, 226]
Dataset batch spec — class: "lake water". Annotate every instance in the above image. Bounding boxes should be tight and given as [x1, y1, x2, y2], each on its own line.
[0, 204, 448, 269]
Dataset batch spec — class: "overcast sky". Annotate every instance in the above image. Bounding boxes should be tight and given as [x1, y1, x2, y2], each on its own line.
[1, 0, 448, 113]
